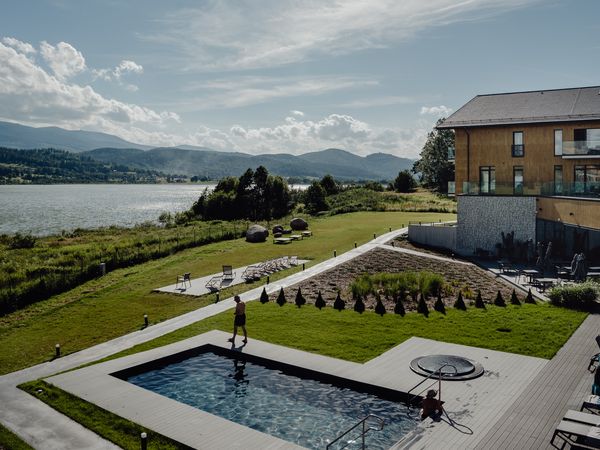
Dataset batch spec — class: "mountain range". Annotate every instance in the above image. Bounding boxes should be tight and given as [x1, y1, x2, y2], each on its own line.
[0, 120, 414, 180]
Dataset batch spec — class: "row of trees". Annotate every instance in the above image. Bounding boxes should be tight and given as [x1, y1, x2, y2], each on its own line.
[191, 166, 292, 221]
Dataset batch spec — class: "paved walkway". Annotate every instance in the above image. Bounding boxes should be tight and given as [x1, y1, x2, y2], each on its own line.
[0, 228, 406, 449]
[155, 257, 308, 297]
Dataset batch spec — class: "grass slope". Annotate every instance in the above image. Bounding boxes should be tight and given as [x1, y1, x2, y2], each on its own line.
[0, 423, 33, 450]
[0, 211, 455, 374]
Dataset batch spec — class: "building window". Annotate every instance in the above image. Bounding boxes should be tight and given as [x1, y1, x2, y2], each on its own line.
[574, 165, 600, 194]
[554, 165, 563, 194]
[554, 129, 562, 156]
[480, 166, 495, 194]
[512, 131, 524, 157]
[513, 166, 523, 194]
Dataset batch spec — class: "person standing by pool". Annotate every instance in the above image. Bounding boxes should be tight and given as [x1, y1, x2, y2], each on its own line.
[228, 295, 248, 345]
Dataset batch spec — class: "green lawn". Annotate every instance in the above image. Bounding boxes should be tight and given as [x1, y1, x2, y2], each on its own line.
[107, 300, 585, 364]
[0, 423, 33, 450]
[0, 211, 455, 374]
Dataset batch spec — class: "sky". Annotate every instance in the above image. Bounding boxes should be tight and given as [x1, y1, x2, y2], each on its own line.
[0, 0, 599, 158]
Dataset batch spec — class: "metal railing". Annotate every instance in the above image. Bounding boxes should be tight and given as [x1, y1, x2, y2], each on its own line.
[460, 181, 600, 198]
[326, 414, 385, 450]
[511, 144, 524, 157]
[447, 146, 456, 161]
[406, 363, 458, 407]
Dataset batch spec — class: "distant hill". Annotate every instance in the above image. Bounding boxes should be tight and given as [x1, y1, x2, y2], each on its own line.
[0, 121, 151, 152]
[0, 120, 415, 180]
[86, 147, 414, 180]
[0, 148, 167, 184]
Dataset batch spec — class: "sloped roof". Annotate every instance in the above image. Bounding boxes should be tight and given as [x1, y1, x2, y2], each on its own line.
[437, 86, 600, 129]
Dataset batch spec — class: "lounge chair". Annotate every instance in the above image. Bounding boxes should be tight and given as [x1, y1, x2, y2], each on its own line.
[564, 409, 600, 426]
[176, 272, 191, 289]
[551, 419, 600, 449]
[588, 336, 600, 372]
[222, 265, 236, 281]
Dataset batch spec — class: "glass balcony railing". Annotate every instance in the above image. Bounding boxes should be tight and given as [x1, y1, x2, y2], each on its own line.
[447, 181, 455, 195]
[562, 140, 600, 157]
[447, 146, 455, 161]
[460, 181, 600, 198]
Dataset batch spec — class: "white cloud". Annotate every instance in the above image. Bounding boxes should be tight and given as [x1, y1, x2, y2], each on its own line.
[2, 37, 36, 54]
[182, 75, 376, 109]
[0, 40, 179, 141]
[290, 110, 304, 117]
[92, 59, 144, 91]
[420, 105, 453, 117]
[338, 96, 416, 108]
[146, 0, 541, 71]
[40, 41, 86, 80]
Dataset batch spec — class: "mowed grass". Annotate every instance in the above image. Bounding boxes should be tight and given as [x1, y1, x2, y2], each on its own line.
[0, 423, 33, 450]
[0, 211, 455, 374]
[107, 301, 586, 363]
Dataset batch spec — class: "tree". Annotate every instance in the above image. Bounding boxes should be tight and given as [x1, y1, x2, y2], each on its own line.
[294, 287, 306, 307]
[417, 293, 429, 316]
[260, 287, 269, 304]
[393, 170, 417, 193]
[353, 295, 365, 313]
[276, 287, 287, 306]
[454, 291, 466, 310]
[315, 291, 326, 309]
[333, 292, 345, 311]
[525, 289, 536, 304]
[412, 118, 455, 193]
[494, 291, 506, 307]
[510, 289, 521, 305]
[475, 290, 485, 309]
[320, 174, 339, 195]
[434, 291, 445, 314]
[304, 181, 328, 214]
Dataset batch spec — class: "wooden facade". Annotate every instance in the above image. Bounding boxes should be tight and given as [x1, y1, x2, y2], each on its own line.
[454, 120, 600, 195]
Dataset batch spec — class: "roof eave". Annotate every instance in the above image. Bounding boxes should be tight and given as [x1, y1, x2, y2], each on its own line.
[436, 115, 600, 129]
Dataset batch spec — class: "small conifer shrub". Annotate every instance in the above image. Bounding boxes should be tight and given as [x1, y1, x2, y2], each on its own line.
[353, 295, 365, 314]
[454, 291, 467, 310]
[525, 289, 536, 304]
[276, 287, 287, 306]
[510, 289, 521, 305]
[474, 290, 485, 309]
[434, 291, 445, 314]
[333, 292, 345, 311]
[494, 290, 506, 307]
[315, 291, 326, 309]
[295, 287, 306, 307]
[417, 293, 429, 316]
[375, 297, 386, 316]
[260, 287, 269, 304]
[394, 298, 405, 316]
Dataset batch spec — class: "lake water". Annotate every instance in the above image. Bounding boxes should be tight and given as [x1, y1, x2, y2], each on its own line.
[0, 184, 212, 236]
[0, 184, 308, 236]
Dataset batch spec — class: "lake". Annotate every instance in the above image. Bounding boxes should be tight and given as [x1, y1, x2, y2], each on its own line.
[0, 184, 212, 236]
[0, 184, 308, 236]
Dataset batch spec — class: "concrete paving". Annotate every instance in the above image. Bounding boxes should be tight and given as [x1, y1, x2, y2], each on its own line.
[0, 227, 407, 449]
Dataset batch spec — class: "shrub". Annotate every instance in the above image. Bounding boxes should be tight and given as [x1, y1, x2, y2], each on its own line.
[494, 291, 506, 307]
[276, 288, 287, 306]
[353, 295, 365, 314]
[548, 282, 598, 311]
[294, 287, 306, 307]
[375, 297, 386, 316]
[525, 289, 536, 304]
[260, 287, 269, 304]
[417, 293, 429, 316]
[510, 289, 521, 305]
[333, 292, 345, 311]
[315, 291, 326, 309]
[434, 291, 445, 314]
[454, 291, 466, 310]
[8, 233, 36, 249]
[475, 290, 485, 309]
[394, 298, 405, 316]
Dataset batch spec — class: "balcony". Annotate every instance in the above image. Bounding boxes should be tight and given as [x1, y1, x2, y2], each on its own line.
[447, 181, 455, 196]
[562, 140, 600, 158]
[447, 146, 455, 161]
[460, 181, 600, 198]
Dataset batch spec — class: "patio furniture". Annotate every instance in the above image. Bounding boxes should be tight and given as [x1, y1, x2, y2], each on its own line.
[564, 409, 600, 426]
[290, 234, 302, 241]
[556, 265, 571, 281]
[551, 419, 600, 449]
[176, 272, 191, 289]
[241, 265, 262, 281]
[588, 337, 600, 372]
[498, 260, 514, 274]
[222, 265, 236, 281]
[205, 275, 222, 291]
[274, 237, 292, 244]
[534, 278, 556, 292]
[301, 230, 312, 237]
[520, 269, 540, 284]
[582, 395, 600, 415]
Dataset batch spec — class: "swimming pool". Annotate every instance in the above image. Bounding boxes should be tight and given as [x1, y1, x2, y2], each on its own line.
[123, 348, 418, 449]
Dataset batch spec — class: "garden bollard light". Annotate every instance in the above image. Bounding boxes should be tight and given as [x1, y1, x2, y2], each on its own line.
[389, 227, 392, 232]
[334, 250, 337, 257]
[143, 314, 148, 327]
[55, 344, 60, 358]
[354, 242, 357, 248]
[216, 292, 220, 302]
[267, 275, 270, 284]
[302, 263, 305, 271]
[402, 223, 404, 228]
[141, 432, 147, 450]
[373, 233, 376, 239]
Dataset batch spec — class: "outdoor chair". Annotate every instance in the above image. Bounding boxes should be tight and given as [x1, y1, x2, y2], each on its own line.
[241, 264, 263, 281]
[551, 419, 600, 449]
[582, 395, 600, 415]
[588, 336, 600, 372]
[176, 272, 191, 289]
[222, 265, 236, 281]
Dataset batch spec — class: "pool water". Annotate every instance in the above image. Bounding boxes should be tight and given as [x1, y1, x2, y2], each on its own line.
[126, 351, 417, 449]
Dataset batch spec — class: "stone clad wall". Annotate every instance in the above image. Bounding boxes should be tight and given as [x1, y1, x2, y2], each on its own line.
[456, 196, 536, 255]
[408, 223, 457, 251]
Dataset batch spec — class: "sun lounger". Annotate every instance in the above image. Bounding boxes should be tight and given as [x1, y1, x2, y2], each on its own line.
[205, 275, 222, 291]
[564, 410, 600, 426]
[176, 272, 191, 289]
[582, 395, 600, 414]
[551, 419, 600, 449]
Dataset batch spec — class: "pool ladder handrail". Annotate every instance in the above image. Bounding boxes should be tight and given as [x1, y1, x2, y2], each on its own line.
[406, 363, 458, 407]
[325, 414, 385, 450]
